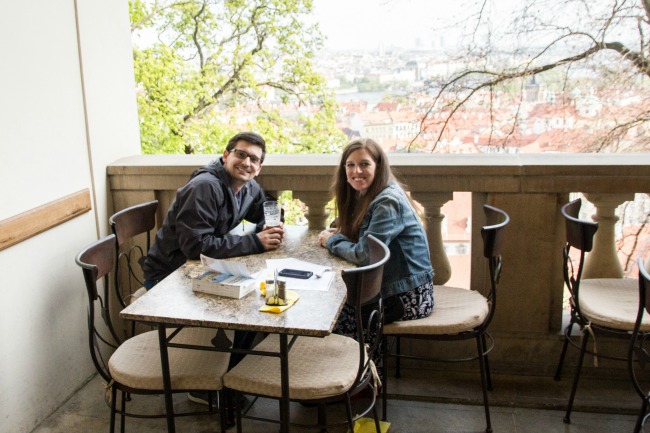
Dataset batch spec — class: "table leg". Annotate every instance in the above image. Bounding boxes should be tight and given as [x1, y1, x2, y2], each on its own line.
[157, 324, 176, 433]
[279, 333, 290, 433]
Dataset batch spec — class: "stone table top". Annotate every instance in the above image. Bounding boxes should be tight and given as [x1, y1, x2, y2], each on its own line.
[120, 226, 353, 337]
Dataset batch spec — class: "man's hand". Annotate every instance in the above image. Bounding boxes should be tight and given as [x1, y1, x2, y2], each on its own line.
[257, 225, 285, 251]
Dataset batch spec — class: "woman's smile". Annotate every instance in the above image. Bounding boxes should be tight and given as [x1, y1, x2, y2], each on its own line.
[345, 148, 376, 194]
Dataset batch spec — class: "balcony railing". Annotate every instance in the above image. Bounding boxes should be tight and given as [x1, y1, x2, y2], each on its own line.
[108, 152, 650, 377]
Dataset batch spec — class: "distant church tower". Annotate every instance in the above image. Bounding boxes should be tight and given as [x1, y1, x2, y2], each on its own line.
[524, 76, 541, 103]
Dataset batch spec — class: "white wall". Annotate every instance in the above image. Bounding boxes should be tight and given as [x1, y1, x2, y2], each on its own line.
[0, 1, 140, 432]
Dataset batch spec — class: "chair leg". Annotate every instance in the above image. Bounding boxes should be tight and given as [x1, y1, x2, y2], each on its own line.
[481, 334, 493, 391]
[317, 403, 327, 433]
[345, 393, 354, 432]
[217, 391, 226, 433]
[120, 390, 126, 433]
[235, 391, 243, 433]
[476, 336, 492, 433]
[555, 321, 575, 381]
[563, 330, 590, 424]
[109, 386, 117, 433]
[395, 336, 402, 378]
[371, 389, 381, 433]
[382, 335, 389, 421]
[634, 398, 648, 433]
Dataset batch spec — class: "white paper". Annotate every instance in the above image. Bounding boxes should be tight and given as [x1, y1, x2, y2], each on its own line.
[264, 258, 335, 291]
[200, 254, 253, 277]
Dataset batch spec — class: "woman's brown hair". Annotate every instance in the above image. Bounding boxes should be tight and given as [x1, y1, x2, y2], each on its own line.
[332, 138, 423, 241]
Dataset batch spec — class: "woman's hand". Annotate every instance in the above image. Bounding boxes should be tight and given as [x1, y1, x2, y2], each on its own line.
[318, 228, 336, 247]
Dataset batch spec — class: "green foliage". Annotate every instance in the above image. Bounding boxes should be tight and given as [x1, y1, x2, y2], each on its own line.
[278, 192, 337, 227]
[278, 191, 308, 226]
[130, 0, 346, 155]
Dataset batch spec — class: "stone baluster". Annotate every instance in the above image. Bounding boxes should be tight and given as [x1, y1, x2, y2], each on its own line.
[411, 192, 454, 285]
[582, 192, 635, 278]
[292, 191, 331, 229]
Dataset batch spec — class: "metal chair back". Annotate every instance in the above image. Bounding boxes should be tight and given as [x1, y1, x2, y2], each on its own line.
[75, 235, 119, 384]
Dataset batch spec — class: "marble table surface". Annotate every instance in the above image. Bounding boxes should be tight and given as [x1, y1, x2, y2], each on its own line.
[120, 226, 354, 337]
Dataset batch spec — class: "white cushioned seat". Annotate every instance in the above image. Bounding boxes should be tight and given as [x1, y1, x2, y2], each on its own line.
[384, 285, 489, 335]
[579, 278, 650, 331]
[109, 327, 230, 391]
[223, 333, 361, 400]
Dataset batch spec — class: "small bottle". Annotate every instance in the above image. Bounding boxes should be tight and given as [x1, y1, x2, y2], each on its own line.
[276, 279, 286, 302]
[266, 276, 275, 300]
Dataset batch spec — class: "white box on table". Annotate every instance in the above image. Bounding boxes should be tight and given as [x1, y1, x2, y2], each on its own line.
[192, 271, 257, 299]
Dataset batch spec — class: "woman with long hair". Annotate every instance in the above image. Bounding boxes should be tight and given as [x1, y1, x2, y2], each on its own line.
[319, 138, 434, 353]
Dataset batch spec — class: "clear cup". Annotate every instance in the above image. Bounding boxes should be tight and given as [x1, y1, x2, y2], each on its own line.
[263, 201, 282, 227]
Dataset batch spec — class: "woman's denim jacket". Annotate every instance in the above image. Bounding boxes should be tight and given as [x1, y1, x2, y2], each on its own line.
[326, 183, 434, 298]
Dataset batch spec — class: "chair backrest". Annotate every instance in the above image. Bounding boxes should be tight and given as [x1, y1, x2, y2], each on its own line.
[560, 198, 598, 312]
[478, 205, 510, 331]
[109, 200, 158, 309]
[562, 198, 598, 253]
[343, 234, 391, 308]
[636, 256, 650, 320]
[341, 234, 390, 386]
[75, 234, 118, 383]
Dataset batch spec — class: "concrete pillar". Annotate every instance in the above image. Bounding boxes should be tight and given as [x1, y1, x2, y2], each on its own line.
[582, 193, 635, 278]
[292, 191, 331, 229]
[412, 192, 453, 285]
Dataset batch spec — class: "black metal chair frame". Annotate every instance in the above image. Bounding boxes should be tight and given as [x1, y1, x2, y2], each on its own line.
[76, 234, 225, 433]
[554, 198, 635, 424]
[629, 255, 650, 433]
[230, 234, 390, 433]
[109, 200, 158, 340]
[382, 204, 509, 433]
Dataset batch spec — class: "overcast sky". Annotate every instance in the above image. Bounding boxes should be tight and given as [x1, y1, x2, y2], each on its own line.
[312, 0, 444, 50]
[312, 0, 505, 51]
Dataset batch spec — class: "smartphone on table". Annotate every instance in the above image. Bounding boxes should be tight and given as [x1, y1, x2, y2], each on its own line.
[278, 269, 313, 279]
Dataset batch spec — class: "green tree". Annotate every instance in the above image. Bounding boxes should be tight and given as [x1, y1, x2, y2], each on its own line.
[130, 0, 346, 155]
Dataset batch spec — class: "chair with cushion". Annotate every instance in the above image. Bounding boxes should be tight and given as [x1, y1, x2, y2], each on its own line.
[223, 234, 390, 433]
[109, 200, 158, 339]
[76, 234, 231, 433]
[554, 197, 644, 424]
[381, 204, 509, 433]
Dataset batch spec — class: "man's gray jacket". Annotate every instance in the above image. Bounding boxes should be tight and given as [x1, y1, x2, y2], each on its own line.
[143, 158, 273, 282]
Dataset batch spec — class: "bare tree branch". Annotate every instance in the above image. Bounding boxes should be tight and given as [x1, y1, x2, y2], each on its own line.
[191, 0, 207, 69]
[182, 22, 267, 123]
[414, 32, 649, 150]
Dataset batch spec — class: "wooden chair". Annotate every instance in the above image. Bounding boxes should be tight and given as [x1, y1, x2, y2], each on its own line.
[223, 234, 390, 433]
[76, 234, 230, 433]
[554, 198, 645, 424]
[381, 204, 509, 433]
[628, 254, 650, 433]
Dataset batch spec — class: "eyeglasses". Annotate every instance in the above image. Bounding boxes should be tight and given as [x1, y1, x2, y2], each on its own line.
[229, 148, 263, 166]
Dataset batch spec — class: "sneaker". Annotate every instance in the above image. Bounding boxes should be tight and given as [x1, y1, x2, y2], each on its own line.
[188, 392, 250, 409]
[188, 391, 214, 406]
[189, 391, 236, 427]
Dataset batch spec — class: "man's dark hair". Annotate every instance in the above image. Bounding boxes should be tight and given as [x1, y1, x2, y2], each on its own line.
[226, 132, 266, 161]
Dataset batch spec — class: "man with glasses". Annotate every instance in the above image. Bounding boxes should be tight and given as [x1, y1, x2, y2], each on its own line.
[143, 131, 283, 286]
[142, 131, 284, 415]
